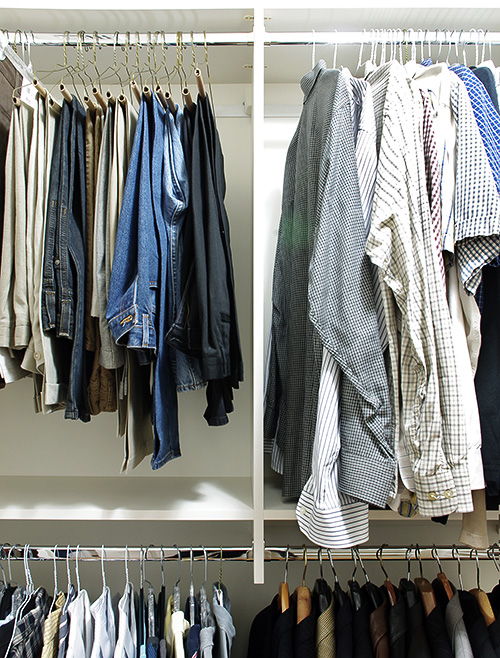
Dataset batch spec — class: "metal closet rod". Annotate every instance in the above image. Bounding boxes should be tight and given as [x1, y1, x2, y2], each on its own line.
[3, 30, 500, 47]
[0, 545, 496, 562]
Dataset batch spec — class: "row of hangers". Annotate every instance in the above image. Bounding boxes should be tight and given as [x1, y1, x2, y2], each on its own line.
[308, 27, 499, 72]
[0, 543, 226, 622]
[8, 30, 210, 115]
[275, 544, 500, 625]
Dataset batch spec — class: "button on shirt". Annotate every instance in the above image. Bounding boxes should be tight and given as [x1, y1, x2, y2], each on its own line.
[366, 60, 472, 516]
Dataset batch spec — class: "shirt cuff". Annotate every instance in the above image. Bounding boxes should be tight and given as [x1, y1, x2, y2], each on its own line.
[414, 461, 472, 516]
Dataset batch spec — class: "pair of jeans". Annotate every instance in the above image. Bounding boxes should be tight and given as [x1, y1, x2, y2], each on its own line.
[41, 96, 90, 422]
[107, 95, 179, 468]
[163, 106, 205, 392]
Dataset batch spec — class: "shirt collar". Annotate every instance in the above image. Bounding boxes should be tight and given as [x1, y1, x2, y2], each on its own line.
[301, 60, 326, 103]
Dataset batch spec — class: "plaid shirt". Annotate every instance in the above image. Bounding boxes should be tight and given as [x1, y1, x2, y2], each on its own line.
[265, 61, 394, 505]
[8, 588, 49, 658]
[366, 61, 472, 516]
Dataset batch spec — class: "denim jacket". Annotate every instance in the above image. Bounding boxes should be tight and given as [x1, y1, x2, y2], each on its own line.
[106, 96, 158, 361]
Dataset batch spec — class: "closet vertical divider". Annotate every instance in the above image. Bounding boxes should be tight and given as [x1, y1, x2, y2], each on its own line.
[251, 4, 266, 585]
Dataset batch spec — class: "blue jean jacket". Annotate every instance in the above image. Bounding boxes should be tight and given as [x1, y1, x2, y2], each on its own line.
[107, 96, 182, 468]
[107, 98, 158, 358]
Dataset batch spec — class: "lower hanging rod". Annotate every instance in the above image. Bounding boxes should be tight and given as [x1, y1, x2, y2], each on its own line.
[0, 545, 496, 562]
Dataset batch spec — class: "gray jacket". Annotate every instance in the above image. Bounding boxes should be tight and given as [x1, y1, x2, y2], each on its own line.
[265, 60, 395, 506]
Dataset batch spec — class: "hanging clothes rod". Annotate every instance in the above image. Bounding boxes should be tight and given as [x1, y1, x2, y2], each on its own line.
[2, 30, 500, 48]
[0, 545, 496, 562]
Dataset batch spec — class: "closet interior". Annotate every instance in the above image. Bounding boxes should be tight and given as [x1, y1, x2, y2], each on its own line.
[2, 5, 500, 656]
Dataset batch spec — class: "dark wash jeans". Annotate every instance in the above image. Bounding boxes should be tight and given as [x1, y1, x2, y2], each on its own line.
[41, 96, 90, 422]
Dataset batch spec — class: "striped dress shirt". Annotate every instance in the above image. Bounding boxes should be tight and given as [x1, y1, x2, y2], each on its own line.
[366, 60, 472, 516]
[296, 72, 382, 547]
[57, 585, 75, 658]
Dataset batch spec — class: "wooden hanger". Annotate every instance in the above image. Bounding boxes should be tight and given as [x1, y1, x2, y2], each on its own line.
[377, 545, 397, 606]
[432, 546, 454, 601]
[295, 546, 311, 624]
[277, 546, 290, 613]
[469, 549, 496, 627]
[413, 546, 436, 616]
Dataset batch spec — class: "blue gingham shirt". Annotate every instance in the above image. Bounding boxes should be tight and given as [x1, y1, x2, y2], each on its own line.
[422, 59, 500, 295]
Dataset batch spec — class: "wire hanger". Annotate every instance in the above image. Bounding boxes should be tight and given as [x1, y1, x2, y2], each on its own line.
[198, 545, 210, 629]
[48, 544, 59, 614]
[215, 546, 224, 606]
[0, 545, 7, 586]
[173, 545, 182, 612]
[65, 544, 73, 596]
[8, 545, 20, 586]
[75, 545, 82, 594]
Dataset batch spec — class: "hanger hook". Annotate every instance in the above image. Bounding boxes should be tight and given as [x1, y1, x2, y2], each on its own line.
[376, 545, 390, 580]
[405, 546, 413, 581]
[356, 547, 370, 583]
[101, 545, 107, 590]
[431, 545, 443, 573]
[284, 545, 289, 585]
[160, 546, 165, 587]
[174, 545, 182, 587]
[356, 29, 366, 72]
[8, 544, 20, 584]
[218, 546, 223, 591]
[318, 548, 323, 580]
[125, 546, 130, 585]
[351, 547, 358, 581]
[65, 545, 72, 590]
[53, 544, 59, 595]
[23, 545, 32, 591]
[311, 29, 316, 69]
[488, 543, 500, 574]
[190, 546, 194, 588]
[452, 545, 464, 590]
[415, 544, 423, 578]
[139, 546, 144, 589]
[470, 549, 481, 589]
[201, 545, 208, 586]
[0, 546, 7, 586]
[326, 548, 339, 584]
[75, 545, 81, 593]
[302, 545, 308, 587]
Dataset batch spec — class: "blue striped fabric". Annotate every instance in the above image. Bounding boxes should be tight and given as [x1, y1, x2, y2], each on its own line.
[57, 585, 75, 658]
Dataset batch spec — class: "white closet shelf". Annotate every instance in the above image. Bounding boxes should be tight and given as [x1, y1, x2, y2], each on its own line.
[0, 476, 253, 521]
